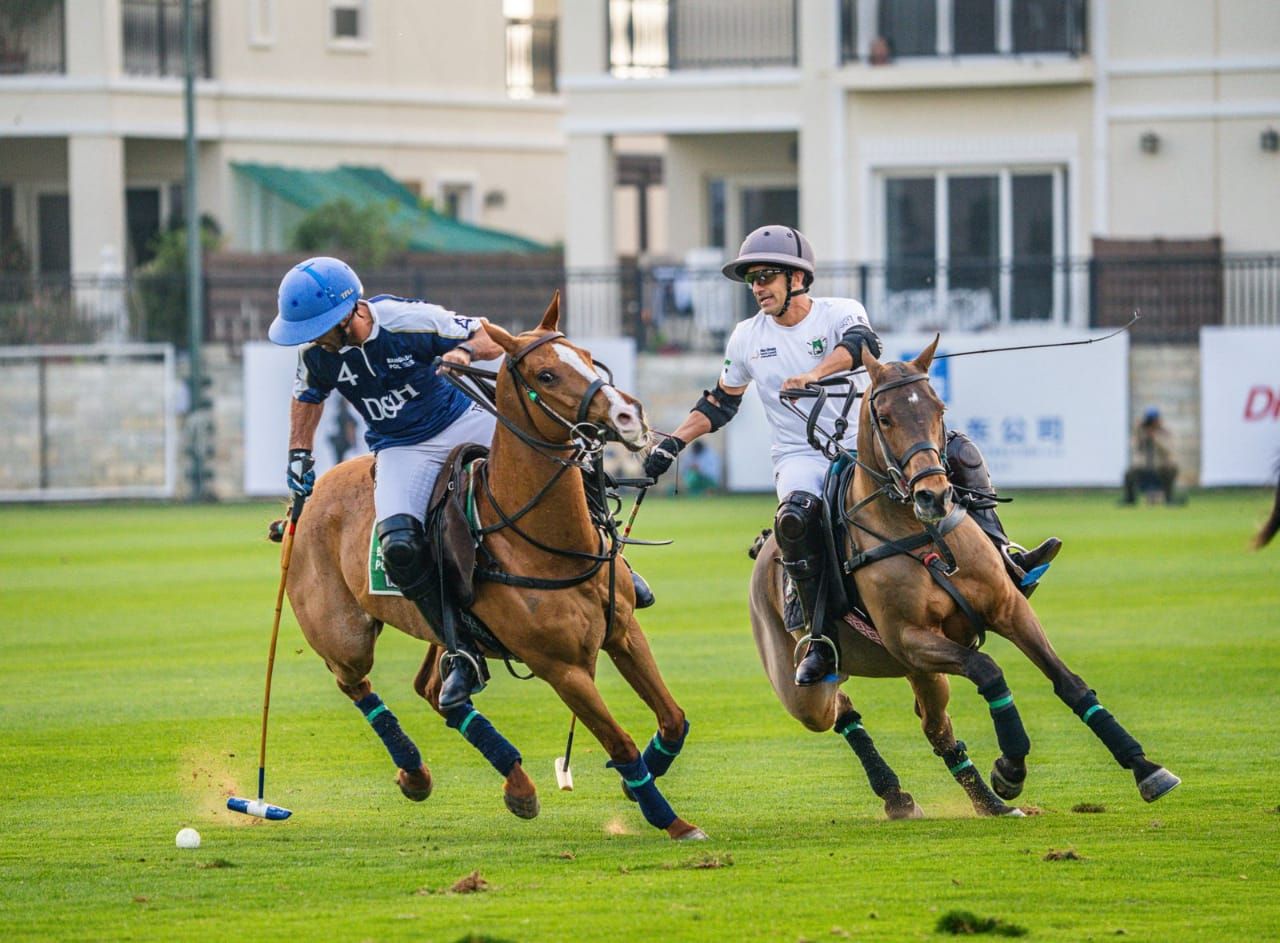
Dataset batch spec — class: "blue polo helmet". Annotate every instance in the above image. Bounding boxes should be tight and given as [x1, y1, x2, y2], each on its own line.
[269, 256, 363, 346]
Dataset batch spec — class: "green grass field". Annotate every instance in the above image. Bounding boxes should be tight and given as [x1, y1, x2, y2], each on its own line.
[1, 490, 1277, 942]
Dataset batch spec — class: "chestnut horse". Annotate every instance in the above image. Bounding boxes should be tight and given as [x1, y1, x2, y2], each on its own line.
[750, 337, 1179, 816]
[284, 297, 705, 840]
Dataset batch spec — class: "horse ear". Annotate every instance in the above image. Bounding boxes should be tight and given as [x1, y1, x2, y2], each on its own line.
[539, 291, 561, 331]
[484, 320, 519, 355]
[860, 343, 883, 383]
[913, 334, 940, 372]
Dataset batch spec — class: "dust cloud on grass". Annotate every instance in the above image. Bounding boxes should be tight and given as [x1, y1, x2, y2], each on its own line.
[178, 748, 260, 827]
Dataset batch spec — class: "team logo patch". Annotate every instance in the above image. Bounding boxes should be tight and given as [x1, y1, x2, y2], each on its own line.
[385, 354, 415, 370]
[752, 347, 778, 360]
[808, 338, 827, 357]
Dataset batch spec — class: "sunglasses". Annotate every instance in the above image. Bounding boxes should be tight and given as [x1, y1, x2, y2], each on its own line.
[744, 268, 787, 286]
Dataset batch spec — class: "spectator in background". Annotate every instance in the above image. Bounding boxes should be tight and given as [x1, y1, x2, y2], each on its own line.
[1122, 407, 1182, 505]
[682, 440, 721, 495]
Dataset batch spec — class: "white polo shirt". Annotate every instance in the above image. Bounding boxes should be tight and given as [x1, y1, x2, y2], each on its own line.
[721, 297, 871, 460]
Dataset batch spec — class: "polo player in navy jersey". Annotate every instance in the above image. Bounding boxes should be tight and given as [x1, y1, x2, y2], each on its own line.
[269, 256, 653, 710]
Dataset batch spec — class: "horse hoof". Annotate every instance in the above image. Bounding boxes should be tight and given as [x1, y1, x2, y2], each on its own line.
[990, 760, 1026, 801]
[672, 826, 709, 841]
[884, 791, 924, 820]
[999, 806, 1027, 818]
[397, 767, 433, 802]
[504, 789, 540, 819]
[1138, 767, 1181, 803]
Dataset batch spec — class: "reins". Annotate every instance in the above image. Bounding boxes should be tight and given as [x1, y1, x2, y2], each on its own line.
[436, 333, 637, 598]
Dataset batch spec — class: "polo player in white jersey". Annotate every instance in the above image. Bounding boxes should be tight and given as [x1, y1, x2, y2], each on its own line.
[644, 226, 1061, 687]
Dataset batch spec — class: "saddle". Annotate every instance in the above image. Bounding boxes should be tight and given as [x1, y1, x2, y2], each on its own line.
[425, 441, 488, 608]
[419, 442, 519, 665]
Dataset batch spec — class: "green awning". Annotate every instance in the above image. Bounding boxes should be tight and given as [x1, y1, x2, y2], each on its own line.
[232, 162, 551, 254]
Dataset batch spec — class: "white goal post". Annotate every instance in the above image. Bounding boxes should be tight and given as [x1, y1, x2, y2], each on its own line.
[0, 344, 179, 502]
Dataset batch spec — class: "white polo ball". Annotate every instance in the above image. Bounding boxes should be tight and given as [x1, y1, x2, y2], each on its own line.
[175, 827, 201, 849]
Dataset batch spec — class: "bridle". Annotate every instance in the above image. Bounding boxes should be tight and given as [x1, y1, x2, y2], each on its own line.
[437, 330, 638, 591]
[864, 372, 950, 506]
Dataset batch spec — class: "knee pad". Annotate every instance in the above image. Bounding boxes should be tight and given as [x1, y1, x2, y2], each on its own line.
[945, 431, 995, 498]
[376, 514, 429, 594]
[775, 491, 823, 544]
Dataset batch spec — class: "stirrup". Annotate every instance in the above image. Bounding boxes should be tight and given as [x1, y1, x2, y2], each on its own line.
[439, 649, 487, 708]
[793, 633, 839, 686]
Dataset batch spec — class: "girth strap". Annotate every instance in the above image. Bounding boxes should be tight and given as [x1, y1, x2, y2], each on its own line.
[843, 503, 987, 645]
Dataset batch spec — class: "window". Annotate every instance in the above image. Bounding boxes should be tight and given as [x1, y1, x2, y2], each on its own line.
[437, 181, 476, 223]
[329, 0, 367, 44]
[847, 0, 1082, 61]
[249, 0, 276, 46]
[126, 188, 163, 268]
[37, 193, 71, 275]
[882, 168, 1065, 326]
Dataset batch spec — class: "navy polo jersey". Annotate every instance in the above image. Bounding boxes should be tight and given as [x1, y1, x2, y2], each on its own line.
[292, 294, 481, 452]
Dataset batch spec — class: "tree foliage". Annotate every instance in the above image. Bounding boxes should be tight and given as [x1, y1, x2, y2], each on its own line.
[290, 199, 409, 270]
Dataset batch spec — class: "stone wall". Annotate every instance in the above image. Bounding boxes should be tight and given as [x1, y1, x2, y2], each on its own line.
[0, 351, 170, 495]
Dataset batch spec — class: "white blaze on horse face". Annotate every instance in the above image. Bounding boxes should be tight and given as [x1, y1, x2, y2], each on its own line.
[551, 345, 645, 444]
[908, 391, 919, 405]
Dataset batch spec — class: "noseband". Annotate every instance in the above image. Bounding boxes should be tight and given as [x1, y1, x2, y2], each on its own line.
[867, 372, 949, 504]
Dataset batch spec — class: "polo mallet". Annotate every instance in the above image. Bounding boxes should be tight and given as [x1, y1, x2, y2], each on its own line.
[554, 486, 650, 791]
[227, 493, 304, 821]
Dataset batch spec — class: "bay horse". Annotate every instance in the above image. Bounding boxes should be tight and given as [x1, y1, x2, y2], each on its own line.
[1255, 463, 1280, 549]
[282, 296, 705, 840]
[750, 337, 1179, 816]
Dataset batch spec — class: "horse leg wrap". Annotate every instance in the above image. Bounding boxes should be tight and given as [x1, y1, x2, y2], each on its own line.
[641, 719, 690, 779]
[937, 741, 976, 780]
[1073, 692, 1144, 768]
[836, 709, 901, 798]
[444, 702, 522, 777]
[977, 678, 1031, 761]
[354, 693, 422, 772]
[608, 755, 677, 830]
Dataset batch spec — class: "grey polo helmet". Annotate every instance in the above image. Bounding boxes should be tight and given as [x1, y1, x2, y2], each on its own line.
[721, 225, 816, 288]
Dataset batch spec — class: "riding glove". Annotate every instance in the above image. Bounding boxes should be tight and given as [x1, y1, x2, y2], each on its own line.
[287, 448, 316, 497]
[643, 435, 685, 481]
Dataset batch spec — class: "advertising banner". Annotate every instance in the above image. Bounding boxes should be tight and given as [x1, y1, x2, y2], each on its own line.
[1200, 327, 1280, 486]
[242, 337, 637, 496]
[726, 330, 1129, 490]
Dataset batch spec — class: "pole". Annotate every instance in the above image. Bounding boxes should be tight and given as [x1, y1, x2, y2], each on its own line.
[183, 0, 205, 499]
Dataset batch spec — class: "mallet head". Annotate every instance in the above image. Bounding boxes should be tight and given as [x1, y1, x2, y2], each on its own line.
[554, 756, 574, 791]
[227, 796, 293, 820]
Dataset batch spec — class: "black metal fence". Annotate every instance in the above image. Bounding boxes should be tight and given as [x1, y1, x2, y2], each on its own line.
[0, 0, 65, 75]
[122, 0, 211, 78]
[2, 253, 1276, 351]
[609, 0, 797, 75]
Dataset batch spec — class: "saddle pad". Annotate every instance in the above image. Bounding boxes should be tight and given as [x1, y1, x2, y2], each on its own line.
[368, 524, 403, 597]
[842, 609, 883, 647]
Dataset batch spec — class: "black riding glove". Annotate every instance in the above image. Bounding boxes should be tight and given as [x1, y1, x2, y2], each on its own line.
[287, 448, 316, 498]
[643, 435, 685, 481]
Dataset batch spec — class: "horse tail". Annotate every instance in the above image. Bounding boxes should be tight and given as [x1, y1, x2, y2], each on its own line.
[1255, 465, 1280, 549]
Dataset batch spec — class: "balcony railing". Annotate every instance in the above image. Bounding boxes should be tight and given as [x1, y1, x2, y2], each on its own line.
[506, 16, 557, 98]
[840, 0, 1086, 64]
[122, 0, 211, 78]
[0, 1, 65, 75]
[609, 0, 797, 76]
